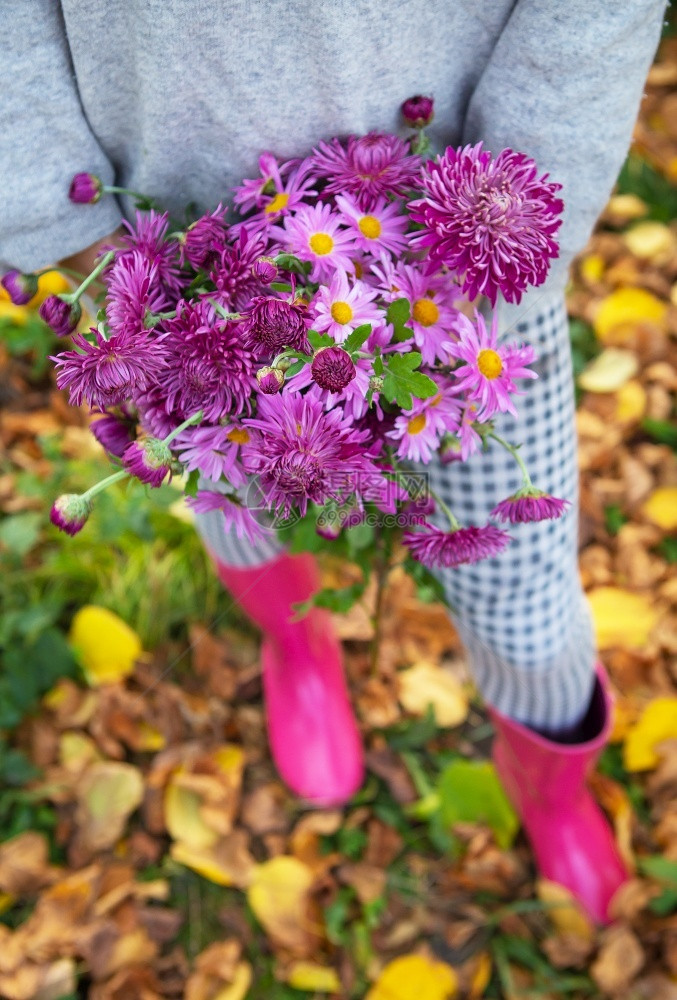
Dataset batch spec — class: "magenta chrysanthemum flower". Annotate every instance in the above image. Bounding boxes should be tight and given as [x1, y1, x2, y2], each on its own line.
[161, 301, 255, 422]
[39, 295, 82, 337]
[52, 328, 166, 408]
[447, 312, 536, 420]
[335, 193, 409, 258]
[311, 270, 381, 344]
[256, 366, 285, 394]
[243, 391, 378, 518]
[181, 205, 228, 269]
[283, 203, 356, 282]
[68, 172, 102, 204]
[491, 489, 570, 524]
[403, 522, 512, 568]
[121, 210, 183, 295]
[186, 489, 271, 545]
[50, 493, 92, 535]
[401, 95, 434, 128]
[123, 438, 172, 487]
[388, 381, 461, 464]
[106, 251, 169, 335]
[243, 295, 310, 356]
[252, 256, 278, 283]
[311, 346, 356, 392]
[409, 142, 563, 305]
[209, 229, 272, 312]
[90, 407, 136, 457]
[233, 158, 317, 236]
[2, 269, 38, 305]
[175, 424, 249, 486]
[310, 132, 421, 209]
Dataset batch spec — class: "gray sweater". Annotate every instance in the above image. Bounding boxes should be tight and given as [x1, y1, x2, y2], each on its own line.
[0, 0, 667, 299]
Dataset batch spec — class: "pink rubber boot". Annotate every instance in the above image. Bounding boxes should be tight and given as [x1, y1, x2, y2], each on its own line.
[215, 551, 364, 806]
[489, 663, 628, 924]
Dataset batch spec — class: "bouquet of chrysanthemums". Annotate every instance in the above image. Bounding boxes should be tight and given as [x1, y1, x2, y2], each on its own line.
[3, 95, 568, 585]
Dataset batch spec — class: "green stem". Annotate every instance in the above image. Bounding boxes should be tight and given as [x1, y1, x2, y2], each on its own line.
[488, 431, 532, 486]
[64, 250, 115, 303]
[427, 487, 460, 531]
[162, 410, 203, 446]
[82, 469, 128, 501]
[206, 298, 241, 321]
[102, 185, 150, 199]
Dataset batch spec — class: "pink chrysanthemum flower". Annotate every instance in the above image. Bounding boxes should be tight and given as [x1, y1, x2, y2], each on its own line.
[180, 205, 228, 269]
[409, 142, 563, 306]
[233, 158, 317, 236]
[370, 258, 459, 365]
[335, 193, 409, 257]
[491, 487, 570, 524]
[123, 438, 172, 488]
[311, 270, 381, 344]
[403, 522, 512, 568]
[209, 229, 273, 312]
[447, 312, 536, 420]
[176, 424, 250, 487]
[388, 381, 461, 464]
[106, 251, 169, 335]
[161, 301, 255, 422]
[90, 406, 136, 458]
[186, 489, 271, 545]
[310, 132, 421, 210]
[121, 210, 183, 295]
[233, 153, 291, 214]
[439, 403, 482, 463]
[243, 295, 311, 356]
[283, 203, 356, 282]
[52, 328, 166, 408]
[50, 494, 92, 536]
[242, 391, 378, 518]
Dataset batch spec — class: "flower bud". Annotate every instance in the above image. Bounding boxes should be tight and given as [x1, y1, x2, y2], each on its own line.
[368, 375, 384, 393]
[50, 493, 92, 535]
[39, 295, 81, 337]
[401, 95, 434, 128]
[123, 438, 172, 487]
[68, 172, 103, 204]
[1, 269, 38, 306]
[252, 256, 278, 284]
[256, 366, 285, 394]
[439, 433, 462, 464]
[311, 346, 356, 392]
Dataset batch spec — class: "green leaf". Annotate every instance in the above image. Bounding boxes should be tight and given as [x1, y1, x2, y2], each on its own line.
[604, 504, 627, 536]
[343, 323, 372, 354]
[308, 329, 333, 351]
[283, 359, 306, 378]
[270, 281, 293, 294]
[382, 352, 437, 409]
[386, 298, 411, 328]
[183, 468, 200, 498]
[0, 512, 42, 557]
[638, 855, 677, 886]
[657, 537, 677, 564]
[642, 417, 677, 450]
[438, 759, 519, 849]
[648, 888, 677, 916]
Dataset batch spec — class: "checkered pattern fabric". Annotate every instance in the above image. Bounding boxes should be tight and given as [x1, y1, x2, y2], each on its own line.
[193, 291, 596, 731]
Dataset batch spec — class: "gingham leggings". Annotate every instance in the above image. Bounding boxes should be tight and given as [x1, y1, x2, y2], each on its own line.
[194, 293, 597, 732]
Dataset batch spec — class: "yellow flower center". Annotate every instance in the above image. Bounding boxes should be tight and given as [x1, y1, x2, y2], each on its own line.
[227, 428, 250, 445]
[309, 232, 334, 255]
[264, 191, 290, 215]
[358, 215, 382, 239]
[477, 348, 503, 380]
[331, 301, 353, 325]
[408, 413, 427, 435]
[412, 298, 440, 327]
[353, 260, 364, 279]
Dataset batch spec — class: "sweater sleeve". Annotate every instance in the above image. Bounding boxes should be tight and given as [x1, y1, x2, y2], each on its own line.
[462, 0, 667, 309]
[0, 1, 123, 273]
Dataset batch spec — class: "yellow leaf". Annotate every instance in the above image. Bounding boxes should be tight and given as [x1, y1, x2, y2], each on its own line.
[286, 961, 342, 993]
[605, 194, 648, 221]
[171, 831, 255, 888]
[398, 662, 468, 727]
[247, 856, 316, 953]
[579, 253, 605, 283]
[76, 761, 144, 851]
[30, 270, 70, 306]
[135, 721, 166, 751]
[165, 745, 245, 847]
[641, 487, 677, 531]
[367, 954, 457, 1000]
[578, 348, 638, 393]
[587, 587, 659, 649]
[213, 963, 252, 1000]
[468, 953, 492, 999]
[536, 880, 595, 940]
[623, 221, 675, 261]
[623, 697, 677, 771]
[165, 772, 219, 850]
[614, 380, 646, 425]
[59, 731, 102, 773]
[69, 605, 142, 685]
[0, 892, 14, 916]
[0, 300, 28, 325]
[593, 287, 667, 344]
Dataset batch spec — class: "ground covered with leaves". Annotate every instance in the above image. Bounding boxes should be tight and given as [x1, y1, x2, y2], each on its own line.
[1, 38, 677, 1000]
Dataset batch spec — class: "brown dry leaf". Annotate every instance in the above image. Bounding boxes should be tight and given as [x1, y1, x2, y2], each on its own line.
[88, 964, 163, 1000]
[536, 880, 595, 940]
[366, 953, 457, 1000]
[0, 832, 60, 895]
[623, 221, 676, 261]
[59, 731, 103, 774]
[246, 856, 320, 955]
[42, 678, 98, 729]
[542, 932, 594, 970]
[587, 586, 660, 649]
[0, 964, 43, 1000]
[337, 862, 387, 905]
[33, 959, 77, 1000]
[591, 925, 645, 994]
[397, 661, 469, 727]
[186, 941, 252, 1000]
[75, 761, 144, 851]
[164, 744, 245, 847]
[241, 782, 289, 835]
[588, 772, 636, 870]
[170, 829, 255, 888]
